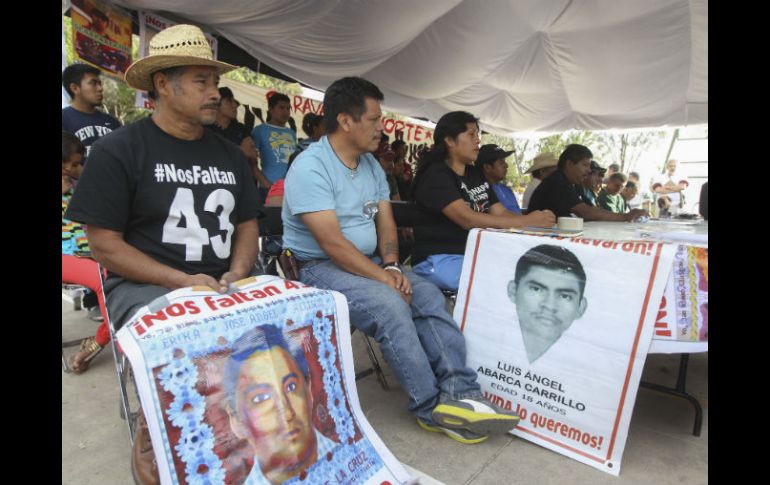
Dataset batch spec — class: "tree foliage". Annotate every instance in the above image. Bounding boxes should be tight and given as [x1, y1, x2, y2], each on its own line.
[534, 131, 600, 161]
[223, 67, 302, 95]
[594, 131, 667, 174]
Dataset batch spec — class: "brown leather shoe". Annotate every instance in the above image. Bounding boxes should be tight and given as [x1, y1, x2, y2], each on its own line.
[132, 411, 160, 485]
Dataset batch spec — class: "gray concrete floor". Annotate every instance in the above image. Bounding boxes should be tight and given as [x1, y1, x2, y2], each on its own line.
[62, 300, 707, 485]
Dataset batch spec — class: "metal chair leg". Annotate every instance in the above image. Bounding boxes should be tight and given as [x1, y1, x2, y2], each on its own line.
[62, 350, 72, 373]
[350, 327, 389, 390]
[362, 334, 389, 391]
[111, 336, 138, 444]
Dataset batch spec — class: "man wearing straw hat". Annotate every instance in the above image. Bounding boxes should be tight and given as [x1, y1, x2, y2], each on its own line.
[65, 24, 262, 485]
[521, 152, 558, 212]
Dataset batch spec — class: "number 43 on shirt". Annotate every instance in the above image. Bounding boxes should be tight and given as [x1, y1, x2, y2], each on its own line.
[162, 188, 235, 261]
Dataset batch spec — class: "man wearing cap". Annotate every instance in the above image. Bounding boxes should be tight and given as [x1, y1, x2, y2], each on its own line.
[578, 160, 607, 207]
[64, 24, 262, 485]
[527, 144, 648, 222]
[521, 152, 558, 211]
[651, 159, 689, 213]
[207, 86, 271, 189]
[474, 144, 521, 214]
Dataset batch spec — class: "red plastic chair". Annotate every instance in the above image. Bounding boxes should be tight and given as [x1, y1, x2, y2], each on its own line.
[62, 255, 110, 372]
[62, 255, 138, 442]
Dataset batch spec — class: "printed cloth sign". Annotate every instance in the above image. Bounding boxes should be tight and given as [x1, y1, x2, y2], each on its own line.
[653, 245, 708, 342]
[454, 229, 676, 475]
[71, 0, 132, 75]
[117, 275, 414, 485]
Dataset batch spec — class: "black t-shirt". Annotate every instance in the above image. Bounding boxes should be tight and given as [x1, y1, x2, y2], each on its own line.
[65, 117, 262, 279]
[206, 120, 249, 145]
[527, 170, 583, 218]
[411, 163, 499, 265]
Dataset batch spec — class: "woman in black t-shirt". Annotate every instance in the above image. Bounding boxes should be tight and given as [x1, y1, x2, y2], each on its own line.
[410, 111, 555, 291]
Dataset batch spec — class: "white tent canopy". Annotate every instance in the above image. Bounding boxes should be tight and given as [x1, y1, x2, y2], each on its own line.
[115, 0, 707, 134]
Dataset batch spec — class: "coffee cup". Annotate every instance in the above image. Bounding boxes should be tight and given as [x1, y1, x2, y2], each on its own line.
[557, 217, 583, 231]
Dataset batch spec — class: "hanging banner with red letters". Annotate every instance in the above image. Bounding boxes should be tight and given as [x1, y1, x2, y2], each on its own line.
[220, 78, 434, 162]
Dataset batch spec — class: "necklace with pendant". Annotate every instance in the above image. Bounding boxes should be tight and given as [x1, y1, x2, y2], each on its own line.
[345, 155, 360, 178]
[330, 143, 359, 178]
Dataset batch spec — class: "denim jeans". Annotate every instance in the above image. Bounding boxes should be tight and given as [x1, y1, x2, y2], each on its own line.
[299, 259, 482, 424]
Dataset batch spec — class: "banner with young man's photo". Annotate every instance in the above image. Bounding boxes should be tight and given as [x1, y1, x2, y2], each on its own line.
[117, 275, 414, 485]
[454, 229, 676, 475]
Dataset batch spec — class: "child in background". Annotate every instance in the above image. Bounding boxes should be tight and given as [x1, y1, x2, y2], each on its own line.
[62, 131, 109, 373]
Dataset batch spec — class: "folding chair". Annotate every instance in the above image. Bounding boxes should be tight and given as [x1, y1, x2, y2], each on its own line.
[61, 255, 108, 373]
[276, 248, 390, 391]
[97, 265, 141, 444]
[61, 256, 138, 442]
[257, 206, 284, 276]
[442, 289, 458, 314]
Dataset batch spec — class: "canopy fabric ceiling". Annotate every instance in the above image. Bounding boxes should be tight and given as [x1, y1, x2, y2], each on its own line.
[115, 0, 708, 134]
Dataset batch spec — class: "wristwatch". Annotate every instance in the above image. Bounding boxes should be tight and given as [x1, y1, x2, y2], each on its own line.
[381, 261, 402, 273]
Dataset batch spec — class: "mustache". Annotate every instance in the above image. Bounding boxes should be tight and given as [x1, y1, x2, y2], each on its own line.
[201, 102, 221, 110]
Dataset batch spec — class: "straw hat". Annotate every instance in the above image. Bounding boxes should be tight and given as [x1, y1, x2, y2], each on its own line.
[124, 24, 237, 92]
[525, 152, 557, 173]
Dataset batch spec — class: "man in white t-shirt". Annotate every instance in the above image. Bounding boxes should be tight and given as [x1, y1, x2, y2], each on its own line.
[651, 159, 689, 210]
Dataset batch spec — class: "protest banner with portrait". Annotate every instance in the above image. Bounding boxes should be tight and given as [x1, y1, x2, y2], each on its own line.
[453, 229, 676, 475]
[71, 0, 132, 76]
[117, 275, 414, 485]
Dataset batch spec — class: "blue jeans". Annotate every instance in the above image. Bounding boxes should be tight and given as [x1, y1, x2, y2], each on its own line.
[299, 259, 482, 425]
[412, 254, 464, 292]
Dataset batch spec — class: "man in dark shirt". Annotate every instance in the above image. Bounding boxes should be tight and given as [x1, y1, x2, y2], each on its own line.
[578, 160, 606, 206]
[65, 24, 261, 485]
[527, 144, 648, 221]
[61, 63, 122, 157]
[699, 181, 708, 220]
[207, 87, 270, 188]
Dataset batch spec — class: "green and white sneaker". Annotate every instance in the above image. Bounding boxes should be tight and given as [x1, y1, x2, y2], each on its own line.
[416, 418, 488, 445]
[431, 396, 520, 436]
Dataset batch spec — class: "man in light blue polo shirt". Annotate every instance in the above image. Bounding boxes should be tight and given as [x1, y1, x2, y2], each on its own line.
[282, 76, 520, 445]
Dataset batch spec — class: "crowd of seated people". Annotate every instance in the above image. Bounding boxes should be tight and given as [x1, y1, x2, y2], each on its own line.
[65, 23, 709, 485]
